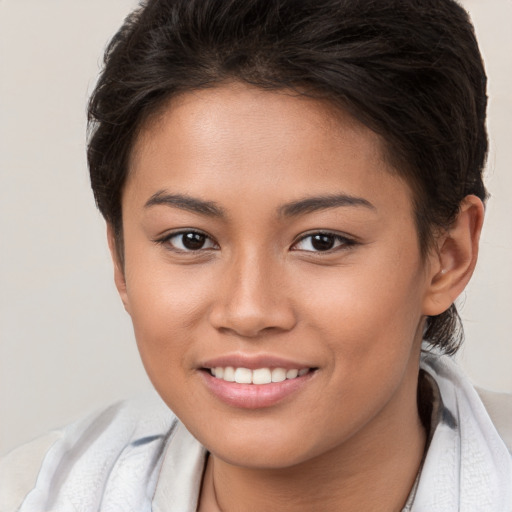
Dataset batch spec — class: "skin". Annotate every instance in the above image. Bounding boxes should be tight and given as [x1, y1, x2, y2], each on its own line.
[110, 82, 484, 511]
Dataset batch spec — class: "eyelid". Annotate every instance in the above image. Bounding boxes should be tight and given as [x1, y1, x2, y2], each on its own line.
[291, 231, 357, 252]
[154, 228, 219, 252]
[153, 228, 356, 254]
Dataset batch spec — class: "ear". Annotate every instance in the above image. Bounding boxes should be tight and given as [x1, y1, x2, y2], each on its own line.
[107, 223, 131, 314]
[422, 195, 484, 316]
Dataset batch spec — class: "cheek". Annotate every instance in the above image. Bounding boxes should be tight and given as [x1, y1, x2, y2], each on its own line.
[292, 260, 425, 437]
[298, 249, 426, 363]
[123, 256, 218, 381]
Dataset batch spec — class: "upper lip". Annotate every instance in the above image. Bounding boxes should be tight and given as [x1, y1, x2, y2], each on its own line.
[200, 353, 315, 370]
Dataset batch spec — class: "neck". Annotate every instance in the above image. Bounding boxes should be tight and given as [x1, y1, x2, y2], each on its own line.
[200, 375, 427, 512]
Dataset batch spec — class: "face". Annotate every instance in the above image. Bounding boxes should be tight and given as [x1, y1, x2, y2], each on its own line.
[116, 83, 435, 469]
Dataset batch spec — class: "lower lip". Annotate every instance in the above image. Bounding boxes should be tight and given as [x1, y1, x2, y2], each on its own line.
[200, 371, 314, 409]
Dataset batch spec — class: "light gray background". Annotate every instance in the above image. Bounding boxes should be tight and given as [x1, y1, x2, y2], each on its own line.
[1, 0, 511, 456]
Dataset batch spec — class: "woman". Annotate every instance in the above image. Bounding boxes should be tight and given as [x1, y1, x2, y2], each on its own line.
[2, 0, 511, 510]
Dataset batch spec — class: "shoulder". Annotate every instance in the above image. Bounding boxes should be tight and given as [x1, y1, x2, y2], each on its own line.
[415, 351, 512, 510]
[476, 387, 512, 453]
[421, 350, 512, 452]
[0, 430, 62, 512]
[0, 392, 177, 512]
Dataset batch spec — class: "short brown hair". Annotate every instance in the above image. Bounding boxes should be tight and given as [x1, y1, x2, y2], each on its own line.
[88, 0, 488, 354]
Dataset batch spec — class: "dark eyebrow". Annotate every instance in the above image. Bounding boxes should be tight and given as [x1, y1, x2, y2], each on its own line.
[279, 194, 376, 217]
[144, 191, 225, 217]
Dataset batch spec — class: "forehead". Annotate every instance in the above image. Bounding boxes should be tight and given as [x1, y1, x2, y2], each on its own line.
[126, 82, 412, 214]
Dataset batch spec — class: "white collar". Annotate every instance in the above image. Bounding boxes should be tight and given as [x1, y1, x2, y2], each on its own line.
[153, 420, 206, 512]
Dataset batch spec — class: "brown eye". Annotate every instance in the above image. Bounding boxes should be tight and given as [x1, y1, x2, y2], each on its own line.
[311, 234, 335, 251]
[292, 232, 355, 252]
[162, 230, 218, 252]
[182, 232, 207, 250]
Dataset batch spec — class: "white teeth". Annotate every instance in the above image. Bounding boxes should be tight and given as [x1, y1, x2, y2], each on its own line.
[252, 368, 272, 385]
[286, 369, 298, 379]
[271, 368, 287, 383]
[209, 366, 311, 384]
[234, 367, 252, 384]
[223, 367, 235, 382]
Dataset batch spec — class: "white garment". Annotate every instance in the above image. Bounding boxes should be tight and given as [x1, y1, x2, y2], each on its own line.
[408, 353, 512, 511]
[1, 351, 511, 511]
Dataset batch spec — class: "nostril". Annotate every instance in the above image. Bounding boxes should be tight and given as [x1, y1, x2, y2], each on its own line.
[209, 302, 297, 338]
[206, 265, 298, 338]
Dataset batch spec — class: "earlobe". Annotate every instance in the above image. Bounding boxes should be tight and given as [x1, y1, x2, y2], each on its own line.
[422, 195, 484, 316]
[106, 224, 131, 314]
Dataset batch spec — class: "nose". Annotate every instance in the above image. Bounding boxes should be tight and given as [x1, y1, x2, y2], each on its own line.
[208, 251, 297, 338]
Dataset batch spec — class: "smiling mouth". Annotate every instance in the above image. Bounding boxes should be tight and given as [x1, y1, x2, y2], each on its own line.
[203, 366, 314, 385]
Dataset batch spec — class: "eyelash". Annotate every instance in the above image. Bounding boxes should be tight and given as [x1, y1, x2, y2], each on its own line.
[154, 230, 357, 254]
[155, 230, 219, 253]
[291, 232, 357, 253]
